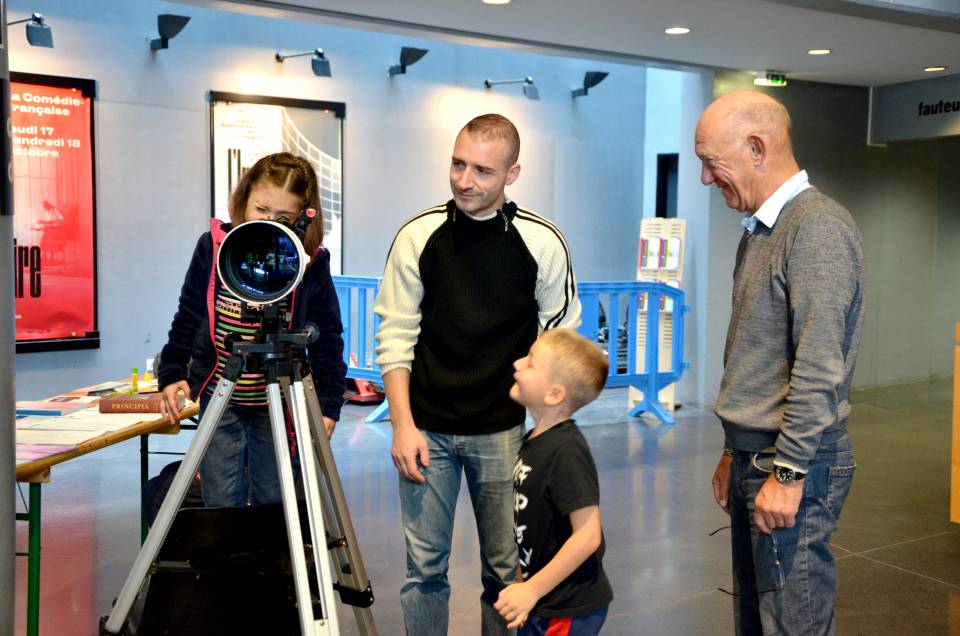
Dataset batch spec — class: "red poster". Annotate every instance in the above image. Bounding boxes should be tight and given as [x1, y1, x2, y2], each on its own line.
[11, 76, 97, 349]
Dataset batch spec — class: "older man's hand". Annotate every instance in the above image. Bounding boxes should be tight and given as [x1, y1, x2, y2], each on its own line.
[712, 454, 733, 514]
[754, 474, 803, 534]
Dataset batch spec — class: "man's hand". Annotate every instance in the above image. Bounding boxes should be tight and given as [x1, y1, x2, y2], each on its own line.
[391, 422, 429, 483]
[159, 381, 191, 425]
[383, 368, 429, 483]
[494, 582, 539, 629]
[754, 473, 803, 534]
[712, 454, 733, 514]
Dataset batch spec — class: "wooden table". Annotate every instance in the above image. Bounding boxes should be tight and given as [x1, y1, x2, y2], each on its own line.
[15, 403, 199, 636]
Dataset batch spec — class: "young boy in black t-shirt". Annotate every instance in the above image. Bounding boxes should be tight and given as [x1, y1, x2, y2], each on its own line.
[494, 328, 613, 635]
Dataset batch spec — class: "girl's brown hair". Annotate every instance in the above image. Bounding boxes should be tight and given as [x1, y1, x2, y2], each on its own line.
[228, 152, 325, 257]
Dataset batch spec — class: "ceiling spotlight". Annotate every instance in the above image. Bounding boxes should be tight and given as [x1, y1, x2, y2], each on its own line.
[147, 14, 190, 51]
[924, 65, 948, 73]
[664, 26, 691, 35]
[8, 13, 53, 48]
[388, 47, 429, 76]
[484, 76, 539, 101]
[483, 0, 512, 4]
[276, 48, 332, 77]
[753, 70, 788, 87]
[572, 71, 609, 98]
[807, 49, 832, 56]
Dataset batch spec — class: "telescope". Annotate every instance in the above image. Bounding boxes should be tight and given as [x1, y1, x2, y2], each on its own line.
[216, 207, 318, 305]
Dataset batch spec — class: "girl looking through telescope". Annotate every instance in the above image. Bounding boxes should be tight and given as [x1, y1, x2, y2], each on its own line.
[157, 152, 347, 507]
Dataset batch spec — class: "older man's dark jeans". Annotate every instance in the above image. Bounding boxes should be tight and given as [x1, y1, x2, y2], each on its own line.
[729, 435, 855, 636]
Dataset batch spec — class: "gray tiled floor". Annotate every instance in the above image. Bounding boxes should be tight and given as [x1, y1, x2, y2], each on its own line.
[13, 379, 960, 634]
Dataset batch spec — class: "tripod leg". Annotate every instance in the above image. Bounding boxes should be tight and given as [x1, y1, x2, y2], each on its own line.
[297, 373, 378, 636]
[266, 382, 333, 636]
[104, 359, 243, 634]
[286, 379, 341, 635]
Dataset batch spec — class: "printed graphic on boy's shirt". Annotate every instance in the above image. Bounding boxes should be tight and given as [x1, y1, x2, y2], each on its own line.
[513, 455, 533, 568]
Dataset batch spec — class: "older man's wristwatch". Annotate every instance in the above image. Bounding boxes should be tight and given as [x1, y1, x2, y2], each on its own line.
[774, 464, 805, 485]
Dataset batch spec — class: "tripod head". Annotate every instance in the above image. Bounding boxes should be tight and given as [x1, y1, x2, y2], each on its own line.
[225, 302, 320, 376]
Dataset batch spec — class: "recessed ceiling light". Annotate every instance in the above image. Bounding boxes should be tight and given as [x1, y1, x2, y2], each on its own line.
[807, 49, 831, 56]
[924, 65, 947, 72]
[483, 0, 511, 4]
[664, 26, 691, 35]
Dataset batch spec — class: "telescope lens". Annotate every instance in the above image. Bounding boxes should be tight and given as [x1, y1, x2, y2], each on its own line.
[217, 221, 307, 304]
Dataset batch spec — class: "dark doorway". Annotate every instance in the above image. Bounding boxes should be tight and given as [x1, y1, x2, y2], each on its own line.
[655, 153, 678, 218]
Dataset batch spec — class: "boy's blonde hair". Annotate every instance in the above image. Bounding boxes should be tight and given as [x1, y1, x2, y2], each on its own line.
[539, 328, 609, 413]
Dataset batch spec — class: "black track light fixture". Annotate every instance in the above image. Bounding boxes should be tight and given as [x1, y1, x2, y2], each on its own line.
[276, 48, 332, 77]
[148, 14, 190, 51]
[571, 71, 609, 98]
[8, 13, 53, 48]
[388, 46, 429, 76]
[484, 76, 539, 101]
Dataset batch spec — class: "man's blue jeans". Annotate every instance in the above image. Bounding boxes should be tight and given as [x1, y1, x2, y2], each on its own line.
[729, 434, 856, 636]
[199, 396, 282, 507]
[399, 427, 523, 636]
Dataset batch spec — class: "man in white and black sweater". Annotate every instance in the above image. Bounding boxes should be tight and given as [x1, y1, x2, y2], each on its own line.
[698, 91, 864, 635]
[375, 114, 581, 636]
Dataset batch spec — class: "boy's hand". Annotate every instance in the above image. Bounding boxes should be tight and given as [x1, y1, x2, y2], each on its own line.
[494, 582, 539, 629]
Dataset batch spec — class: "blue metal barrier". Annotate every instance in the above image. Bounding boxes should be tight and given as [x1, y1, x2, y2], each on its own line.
[577, 281, 689, 424]
[333, 276, 390, 422]
[333, 276, 688, 424]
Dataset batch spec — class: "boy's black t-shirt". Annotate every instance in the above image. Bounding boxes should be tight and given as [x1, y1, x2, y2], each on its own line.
[514, 419, 613, 617]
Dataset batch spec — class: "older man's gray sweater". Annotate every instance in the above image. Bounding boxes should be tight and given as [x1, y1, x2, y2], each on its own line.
[715, 187, 864, 472]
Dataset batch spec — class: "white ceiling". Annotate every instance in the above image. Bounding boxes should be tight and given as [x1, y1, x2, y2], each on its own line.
[199, 0, 960, 86]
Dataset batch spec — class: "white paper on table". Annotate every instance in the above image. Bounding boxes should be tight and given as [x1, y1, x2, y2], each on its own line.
[16, 416, 51, 430]
[16, 429, 108, 445]
[45, 395, 100, 405]
[83, 381, 129, 392]
[59, 407, 154, 422]
[20, 413, 145, 432]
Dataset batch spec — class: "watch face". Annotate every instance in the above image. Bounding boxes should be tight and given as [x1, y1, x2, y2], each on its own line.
[775, 465, 795, 483]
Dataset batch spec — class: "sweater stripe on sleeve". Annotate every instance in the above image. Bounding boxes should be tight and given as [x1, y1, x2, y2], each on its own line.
[381, 204, 447, 267]
[514, 209, 576, 330]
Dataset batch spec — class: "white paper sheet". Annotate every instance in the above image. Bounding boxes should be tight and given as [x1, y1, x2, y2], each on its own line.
[16, 429, 108, 445]
[19, 416, 142, 432]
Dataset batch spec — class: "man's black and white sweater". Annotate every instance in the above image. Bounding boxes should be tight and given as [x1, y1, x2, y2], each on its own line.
[374, 200, 581, 435]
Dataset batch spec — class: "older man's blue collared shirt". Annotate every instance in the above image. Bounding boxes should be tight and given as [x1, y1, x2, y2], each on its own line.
[742, 170, 811, 234]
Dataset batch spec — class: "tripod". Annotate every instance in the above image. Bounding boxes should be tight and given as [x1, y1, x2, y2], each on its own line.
[103, 320, 376, 635]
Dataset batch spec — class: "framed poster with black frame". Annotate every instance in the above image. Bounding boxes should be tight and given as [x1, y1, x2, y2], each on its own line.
[208, 91, 345, 274]
[11, 72, 99, 353]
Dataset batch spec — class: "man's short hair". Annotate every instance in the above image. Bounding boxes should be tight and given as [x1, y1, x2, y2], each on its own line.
[461, 113, 521, 166]
[539, 328, 609, 413]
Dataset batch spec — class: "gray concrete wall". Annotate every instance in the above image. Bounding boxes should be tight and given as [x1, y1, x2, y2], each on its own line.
[932, 138, 960, 377]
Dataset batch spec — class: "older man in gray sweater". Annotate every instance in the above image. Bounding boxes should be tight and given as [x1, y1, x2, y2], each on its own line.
[697, 90, 864, 635]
